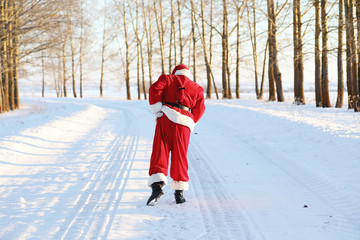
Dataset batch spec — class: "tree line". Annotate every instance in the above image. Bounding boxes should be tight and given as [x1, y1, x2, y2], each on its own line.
[1, 0, 360, 114]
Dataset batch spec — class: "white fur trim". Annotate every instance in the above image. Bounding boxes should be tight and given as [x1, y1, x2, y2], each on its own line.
[161, 106, 195, 132]
[174, 69, 190, 78]
[150, 102, 162, 114]
[148, 173, 168, 187]
[171, 181, 189, 190]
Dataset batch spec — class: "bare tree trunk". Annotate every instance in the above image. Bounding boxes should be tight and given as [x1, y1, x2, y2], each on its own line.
[79, 4, 84, 98]
[336, 0, 344, 108]
[62, 37, 67, 97]
[247, 0, 260, 99]
[222, 0, 229, 99]
[349, 0, 358, 110]
[100, 3, 107, 97]
[67, 0, 77, 98]
[260, 40, 268, 99]
[131, 0, 146, 99]
[57, 51, 63, 97]
[191, 0, 197, 82]
[133, 0, 141, 99]
[169, 0, 175, 73]
[13, 5, 19, 108]
[7, 0, 14, 110]
[235, 1, 241, 99]
[314, 0, 322, 107]
[293, 0, 299, 102]
[135, 2, 146, 100]
[267, 0, 275, 101]
[0, 0, 20, 111]
[153, 0, 165, 74]
[122, 1, 131, 100]
[209, 0, 218, 98]
[69, 28, 76, 98]
[177, 0, 183, 63]
[143, 0, 153, 85]
[1, 1, 9, 112]
[321, 0, 331, 107]
[209, 0, 214, 67]
[344, 0, 353, 108]
[136, 42, 141, 99]
[200, 0, 212, 98]
[357, 1, 360, 100]
[42, 51, 45, 97]
[54, 52, 62, 97]
[293, 0, 304, 104]
[141, 41, 147, 99]
[268, 0, 284, 102]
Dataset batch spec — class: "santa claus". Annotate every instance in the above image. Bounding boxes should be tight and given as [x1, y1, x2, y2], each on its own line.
[147, 64, 205, 205]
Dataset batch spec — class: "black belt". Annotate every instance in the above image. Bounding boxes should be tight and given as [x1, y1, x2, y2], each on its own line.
[164, 102, 190, 111]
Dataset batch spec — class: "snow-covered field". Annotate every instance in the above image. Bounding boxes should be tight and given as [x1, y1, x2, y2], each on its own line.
[0, 95, 360, 240]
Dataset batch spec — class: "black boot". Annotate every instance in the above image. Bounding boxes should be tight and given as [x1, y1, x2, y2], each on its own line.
[147, 181, 164, 206]
[174, 190, 186, 204]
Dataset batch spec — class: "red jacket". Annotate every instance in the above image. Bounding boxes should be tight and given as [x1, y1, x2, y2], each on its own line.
[149, 74, 205, 132]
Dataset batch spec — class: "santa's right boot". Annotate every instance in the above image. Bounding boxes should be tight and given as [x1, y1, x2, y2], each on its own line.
[174, 190, 186, 204]
[147, 181, 164, 206]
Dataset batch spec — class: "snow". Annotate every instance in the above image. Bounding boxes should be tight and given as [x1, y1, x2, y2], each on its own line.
[1, 95, 360, 240]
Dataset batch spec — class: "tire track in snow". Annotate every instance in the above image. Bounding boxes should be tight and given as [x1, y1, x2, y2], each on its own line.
[241, 138, 360, 239]
[56, 107, 139, 240]
[188, 140, 266, 240]
[204, 105, 360, 239]
[0, 102, 110, 240]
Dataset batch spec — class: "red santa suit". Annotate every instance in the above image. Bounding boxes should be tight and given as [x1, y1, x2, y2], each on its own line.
[148, 64, 205, 191]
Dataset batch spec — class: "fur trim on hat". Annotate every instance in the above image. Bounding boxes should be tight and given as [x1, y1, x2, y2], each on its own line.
[174, 68, 190, 78]
[171, 181, 189, 190]
[148, 173, 168, 187]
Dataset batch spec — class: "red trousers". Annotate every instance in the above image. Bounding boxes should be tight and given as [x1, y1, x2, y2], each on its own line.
[149, 115, 191, 182]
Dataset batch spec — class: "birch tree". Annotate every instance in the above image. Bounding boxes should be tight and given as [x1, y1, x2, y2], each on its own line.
[336, 0, 344, 108]
[321, 0, 331, 107]
[314, 0, 322, 107]
[293, 0, 304, 104]
[267, 0, 284, 102]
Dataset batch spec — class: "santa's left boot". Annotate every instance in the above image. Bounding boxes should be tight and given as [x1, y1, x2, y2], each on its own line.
[174, 190, 186, 204]
[147, 181, 164, 206]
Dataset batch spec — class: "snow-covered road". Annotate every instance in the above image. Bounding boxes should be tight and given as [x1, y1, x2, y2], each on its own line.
[0, 97, 359, 239]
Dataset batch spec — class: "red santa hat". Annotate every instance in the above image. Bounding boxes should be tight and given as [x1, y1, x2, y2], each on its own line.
[172, 64, 190, 78]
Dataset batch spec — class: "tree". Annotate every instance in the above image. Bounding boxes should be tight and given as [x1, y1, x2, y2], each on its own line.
[99, 0, 107, 97]
[222, 0, 229, 98]
[336, 0, 344, 108]
[79, 2, 85, 98]
[234, 1, 245, 99]
[267, 0, 284, 102]
[153, 0, 165, 74]
[321, 0, 331, 107]
[191, 0, 197, 82]
[357, 1, 360, 108]
[293, 0, 304, 105]
[314, 0, 322, 107]
[143, 0, 154, 85]
[116, 0, 133, 100]
[247, 0, 258, 99]
[344, 0, 357, 109]
[177, 0, 184, 64]
[68, 1, 77, 98]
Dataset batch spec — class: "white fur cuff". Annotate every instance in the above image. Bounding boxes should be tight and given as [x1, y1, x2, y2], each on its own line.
[150, 102, 162, 114]
[148, 173, 168, 187]
[171, 181, 189, 190]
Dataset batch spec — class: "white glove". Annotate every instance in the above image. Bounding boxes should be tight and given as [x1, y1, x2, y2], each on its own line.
[154, 111, 163, 121]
